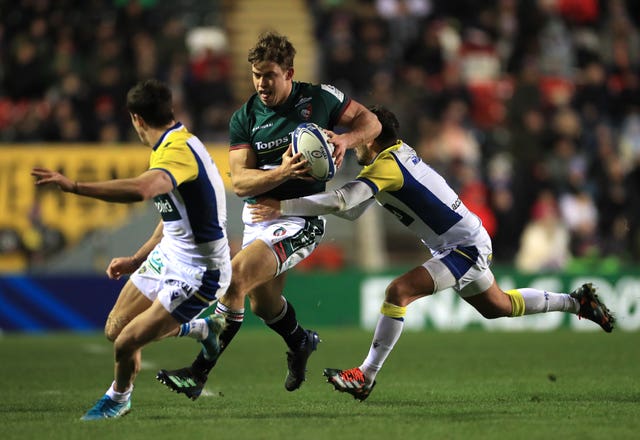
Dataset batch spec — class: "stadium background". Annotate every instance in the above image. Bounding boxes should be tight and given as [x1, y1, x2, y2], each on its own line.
[1, 0, 639, 333]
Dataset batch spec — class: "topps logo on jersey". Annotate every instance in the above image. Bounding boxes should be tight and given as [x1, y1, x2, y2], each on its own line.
[292, 122, 335, 182]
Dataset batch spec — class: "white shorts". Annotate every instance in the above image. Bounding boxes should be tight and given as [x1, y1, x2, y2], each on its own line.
[242, 205, 325, 276]
[130, 244, 231, 323]
[423, 242, 494, 298]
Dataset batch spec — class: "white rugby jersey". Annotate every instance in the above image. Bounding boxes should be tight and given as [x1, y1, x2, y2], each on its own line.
[280, 141, 489, 255]
[149, 122, 229, 267]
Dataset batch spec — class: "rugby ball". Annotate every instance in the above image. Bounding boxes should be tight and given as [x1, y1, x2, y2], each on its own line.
[292, 122, 335, 182]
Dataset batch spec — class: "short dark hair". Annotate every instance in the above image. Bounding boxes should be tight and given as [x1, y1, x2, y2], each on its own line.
[248, 31, 296, 70]
[369, 105, 400, 147]
[126, 79, 174, 127]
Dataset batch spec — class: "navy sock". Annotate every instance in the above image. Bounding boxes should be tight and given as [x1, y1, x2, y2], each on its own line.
[266, 300, 306, 351]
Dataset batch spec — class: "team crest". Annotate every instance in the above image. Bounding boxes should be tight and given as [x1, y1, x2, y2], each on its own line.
[273, 227, 287, 237]
[299, 104, 312, 120]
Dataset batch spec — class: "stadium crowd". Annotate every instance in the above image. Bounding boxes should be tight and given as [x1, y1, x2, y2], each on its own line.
[2, 0, 640, 270]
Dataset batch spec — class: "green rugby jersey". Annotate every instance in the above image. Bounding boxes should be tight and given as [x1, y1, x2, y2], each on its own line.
[229, 81, 350, 200]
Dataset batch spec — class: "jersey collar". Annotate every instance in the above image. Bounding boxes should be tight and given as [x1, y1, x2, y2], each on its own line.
[152, 122, 183, 151]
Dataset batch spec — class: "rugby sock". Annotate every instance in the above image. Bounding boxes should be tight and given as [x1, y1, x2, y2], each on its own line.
[265, 297, 306, 351]
[178, 319, 209, 340]
[506, 288, 580, 316]
[192, 302, 244, 376]
[360, 302, 406, 385]
[106, 381, 133, 403]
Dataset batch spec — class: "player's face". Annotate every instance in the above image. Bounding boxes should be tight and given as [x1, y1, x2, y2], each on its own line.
[252, 61, 293, 107]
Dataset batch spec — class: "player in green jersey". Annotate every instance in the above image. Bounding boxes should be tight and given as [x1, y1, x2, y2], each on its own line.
[157, 31, 381, 398]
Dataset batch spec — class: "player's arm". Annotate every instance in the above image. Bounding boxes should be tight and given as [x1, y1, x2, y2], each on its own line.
[229, 145, 311, 198]
[250, 180, 375, 222]
[326, 101, 381, 167]
[106, 220, 164, 279]
[31, 168, 174, 203]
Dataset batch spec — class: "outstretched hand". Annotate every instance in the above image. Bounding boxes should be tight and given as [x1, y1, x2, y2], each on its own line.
[249, 198, 282, 223]
[31, 168, 76, 193]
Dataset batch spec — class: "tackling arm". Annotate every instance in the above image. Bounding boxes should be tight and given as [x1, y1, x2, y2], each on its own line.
[279, 180, 375, 219]
[326, 101, 382, 167]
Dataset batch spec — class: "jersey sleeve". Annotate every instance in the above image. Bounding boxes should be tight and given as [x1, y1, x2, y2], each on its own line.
[356, 151, 404, 193]
[319, 84, 351, 127]
[229, 107, 251, 151]
[149, 142, 198, 187]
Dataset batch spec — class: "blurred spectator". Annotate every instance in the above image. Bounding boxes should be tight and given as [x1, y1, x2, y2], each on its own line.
[515, 190, 571, 273]
[4, 0, 640, 267]
[0, 1, 232, 144]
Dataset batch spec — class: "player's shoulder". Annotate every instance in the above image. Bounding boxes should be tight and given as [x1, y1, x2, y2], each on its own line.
[373, 142, 405, 162]
[157, 123, 192, 149]
[296, 81, 347, 103]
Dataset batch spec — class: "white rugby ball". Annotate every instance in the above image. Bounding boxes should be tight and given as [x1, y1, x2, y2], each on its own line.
[292, 122, 335, 182]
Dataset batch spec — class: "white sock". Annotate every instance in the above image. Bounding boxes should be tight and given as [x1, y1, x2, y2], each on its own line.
[519, 288, 580, 314]
[106, 381, 133, 403]
[360, 314, 404, 385]
[178, 318, 209, 340]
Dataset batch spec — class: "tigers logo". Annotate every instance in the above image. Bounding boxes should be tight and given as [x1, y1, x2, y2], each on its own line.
[273, 227, 286, 237]
[299, 104, 312, 120]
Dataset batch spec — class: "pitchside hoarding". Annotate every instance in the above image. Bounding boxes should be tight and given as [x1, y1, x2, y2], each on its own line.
[0, 270, 638, 332]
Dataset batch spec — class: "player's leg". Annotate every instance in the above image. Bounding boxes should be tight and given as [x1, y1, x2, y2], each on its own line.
[82, 283, 172, 421]
[249, 274, 320, 391]
[156, 239, 286, 397]
[114, 299, 182, 391]
[463, 278, 615, 332]
[326, 264, 438, 400]
[104, 279, 154, 342]
[227, 217, 323, 391]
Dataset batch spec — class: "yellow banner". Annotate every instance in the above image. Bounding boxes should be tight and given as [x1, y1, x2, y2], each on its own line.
[0, 144, 231, 269]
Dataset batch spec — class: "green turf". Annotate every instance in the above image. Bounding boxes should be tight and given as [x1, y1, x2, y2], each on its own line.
[1, 328, 638, 439]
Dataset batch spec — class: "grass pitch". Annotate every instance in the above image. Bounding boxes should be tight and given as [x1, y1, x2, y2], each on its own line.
[1, 328, 638, 440]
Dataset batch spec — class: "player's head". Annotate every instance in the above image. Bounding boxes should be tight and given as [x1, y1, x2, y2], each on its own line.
[354, 105, 400, 165]
[248, 31, 296, 107]
[126, 79, 175, 145]
[369, 105, 400, 148]
[127, 79, 174, 127]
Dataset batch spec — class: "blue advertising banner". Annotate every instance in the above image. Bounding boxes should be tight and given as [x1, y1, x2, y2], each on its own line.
[1, 269, 638, 332]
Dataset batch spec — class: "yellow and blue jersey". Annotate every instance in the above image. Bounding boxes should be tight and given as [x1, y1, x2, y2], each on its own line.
[356, 141, 487, 253]
[149, 122, 229, 267]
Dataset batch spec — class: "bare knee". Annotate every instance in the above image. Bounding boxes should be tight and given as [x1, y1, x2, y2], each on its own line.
[385, 279, 412, 307]
[104, 314, 127, 342]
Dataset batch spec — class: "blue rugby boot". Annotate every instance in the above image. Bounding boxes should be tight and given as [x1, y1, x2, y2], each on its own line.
[81, 394, 131, 421]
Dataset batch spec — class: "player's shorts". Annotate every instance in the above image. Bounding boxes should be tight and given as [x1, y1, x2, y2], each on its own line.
[242, 205, 326, 276]
[423, 240, 494, 298]
[130, 244, 231, 323]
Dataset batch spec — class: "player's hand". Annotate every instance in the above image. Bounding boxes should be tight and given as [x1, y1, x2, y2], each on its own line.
[249, 197, 282, 222]
[31, 168, 77, 193]
[324, 130, 346, 169]
[280, 144, 312, 180]
[106, 256, 141, 280]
